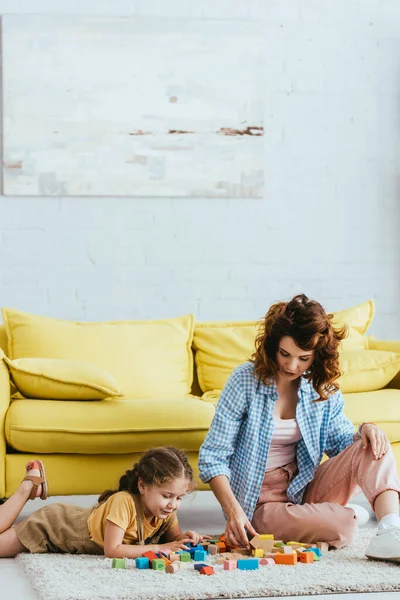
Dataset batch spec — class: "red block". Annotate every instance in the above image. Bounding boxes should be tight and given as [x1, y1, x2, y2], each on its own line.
[142, 551, 158, 561]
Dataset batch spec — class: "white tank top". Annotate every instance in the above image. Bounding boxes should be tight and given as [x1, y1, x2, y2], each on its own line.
[265, 417, 302, 471]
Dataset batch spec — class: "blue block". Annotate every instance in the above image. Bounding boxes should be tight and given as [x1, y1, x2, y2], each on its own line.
[188, 545, 204, 556]
[305, 547, 322, 557]
[237, 559, 259, 571]
[136, 557, 150, 569]
[194, 550, 207, 561]
[194, 562, 209, 571]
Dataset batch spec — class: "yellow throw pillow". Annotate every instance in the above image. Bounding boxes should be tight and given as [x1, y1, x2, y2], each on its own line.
[339, 350, 400, 394]
[1, 354, 122, 400]
[193, 301, 375, 394]
[332, 300, 375, 351]
[193, 321, 258, 393]
[2, 308, 194, 400]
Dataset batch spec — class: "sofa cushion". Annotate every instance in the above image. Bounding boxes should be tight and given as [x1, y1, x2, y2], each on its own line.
[338, 350, 400, 393]
[197, 388, 400, 444]
[193, 321, 258, 393]
[193, 300, 375, 394]
[2, 355, 122, 400]
[344, 389, 400, 443]
[2, 308, 194, 400]
[5, 396, 214, 454]
[332, 300, 374, 352]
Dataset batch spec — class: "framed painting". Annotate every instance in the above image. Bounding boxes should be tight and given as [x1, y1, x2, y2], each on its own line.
[2, 16, 264, 197]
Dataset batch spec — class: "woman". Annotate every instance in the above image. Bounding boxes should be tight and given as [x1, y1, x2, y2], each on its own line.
[198, 294, 400, 562]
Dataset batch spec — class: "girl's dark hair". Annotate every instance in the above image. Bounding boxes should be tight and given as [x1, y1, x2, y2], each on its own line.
[251, 294, 347, 401]
[98, 446, 195, 504]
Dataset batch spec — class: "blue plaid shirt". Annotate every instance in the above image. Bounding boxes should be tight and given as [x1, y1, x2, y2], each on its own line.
[198, 362, 355, 520]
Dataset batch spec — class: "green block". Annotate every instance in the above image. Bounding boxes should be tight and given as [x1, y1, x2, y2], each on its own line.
[112, 558, 126, 569]
[274, 542, 284, 548]
[180, 552, 191, 562]
[152, 558, 166, 570]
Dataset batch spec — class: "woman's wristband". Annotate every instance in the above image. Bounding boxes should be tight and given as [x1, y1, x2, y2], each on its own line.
[357, 421, 376, 436]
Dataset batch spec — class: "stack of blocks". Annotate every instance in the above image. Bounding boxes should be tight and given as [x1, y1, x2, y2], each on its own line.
[130, 536, 328, 574]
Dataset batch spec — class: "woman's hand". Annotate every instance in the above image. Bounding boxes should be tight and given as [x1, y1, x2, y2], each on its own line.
[225, 504, 258, 548]
[360, 423, 390, 459]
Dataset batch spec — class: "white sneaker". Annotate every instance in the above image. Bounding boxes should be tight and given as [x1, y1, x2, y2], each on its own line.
[365, 527, 400, 563]
[346, 503, 370, 526]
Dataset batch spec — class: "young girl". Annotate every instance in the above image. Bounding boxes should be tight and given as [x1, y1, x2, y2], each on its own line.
[199, 294, 400, 563]
[0, 446, 205, 559]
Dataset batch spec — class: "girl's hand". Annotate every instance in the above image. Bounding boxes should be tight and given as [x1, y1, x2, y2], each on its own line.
[180, 531, 212, 546]
[225, 504, 258, 548]
[158, 538, 192, 553]
[360, 423, 390, 459]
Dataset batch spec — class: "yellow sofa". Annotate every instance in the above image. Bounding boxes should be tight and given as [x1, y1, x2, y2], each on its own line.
[0, 301, 399, 499]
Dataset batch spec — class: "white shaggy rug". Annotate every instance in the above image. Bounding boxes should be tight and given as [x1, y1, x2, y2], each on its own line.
[16, 529, 400, 600]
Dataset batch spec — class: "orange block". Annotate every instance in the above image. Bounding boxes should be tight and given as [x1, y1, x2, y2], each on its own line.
[216, 542, 227, 552]
[299, 551, 314, 563]
[274, 553, 297, 565]
[200, 566, 215, 575]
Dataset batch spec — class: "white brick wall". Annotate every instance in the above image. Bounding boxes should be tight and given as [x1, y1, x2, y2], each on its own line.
[0, 0, 399, 337]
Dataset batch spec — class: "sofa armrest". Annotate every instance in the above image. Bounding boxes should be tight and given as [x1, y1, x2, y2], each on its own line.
[367, 336, 400, 390]
[0, 360, 11, 497]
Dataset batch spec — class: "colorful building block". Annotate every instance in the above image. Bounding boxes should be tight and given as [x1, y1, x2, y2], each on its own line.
[199, 566, 215, 575]
[304, 548, 322, 559]
[156, 552, 171, 566]
[179, 552, 191, 562]
[208, 545, 219, 555]
[230, 547, 251, 555]
[194, 550, 207, 561]
[260, 558, 275, 566]
[223, 559, 238, 570]
[166, 562, 182, 574]
[152, 559, 166, 571]
[274, 553, 297, 565]
[316, 542, 329, 552]
[253, 548, 264, 558]
[250, 535, 274, 552]
[259, 534, 274, 540]
[135, 557, 150, 569]
[299, 551, 314, 563]
[216, 542, 227, 552]
[142, 550, 158, 561]
[237, 559, 259, 570]
[283, 545, 294, 554]
[194, 563, 209, 571]
[112, 558, 126, 569]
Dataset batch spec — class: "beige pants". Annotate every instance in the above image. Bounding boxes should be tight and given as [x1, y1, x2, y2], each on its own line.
[251, 439, 400, 548]
[14, 503, 103, 554]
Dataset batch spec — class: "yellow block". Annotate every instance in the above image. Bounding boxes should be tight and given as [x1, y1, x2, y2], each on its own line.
[259, 534, 274, 540]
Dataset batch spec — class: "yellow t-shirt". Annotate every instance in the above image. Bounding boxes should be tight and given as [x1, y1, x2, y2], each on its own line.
[87, 491, 178, 547]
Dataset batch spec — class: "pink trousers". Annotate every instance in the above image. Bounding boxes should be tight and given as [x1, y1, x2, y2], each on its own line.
[251, 439, 400, 548]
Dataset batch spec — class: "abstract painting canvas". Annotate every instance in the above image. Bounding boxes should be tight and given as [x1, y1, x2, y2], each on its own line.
[2, 16, 264, 197]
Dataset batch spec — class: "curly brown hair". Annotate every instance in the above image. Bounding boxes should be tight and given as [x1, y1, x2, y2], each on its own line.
[251, 294, 347, 401]
[98, 446, 195, 504]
